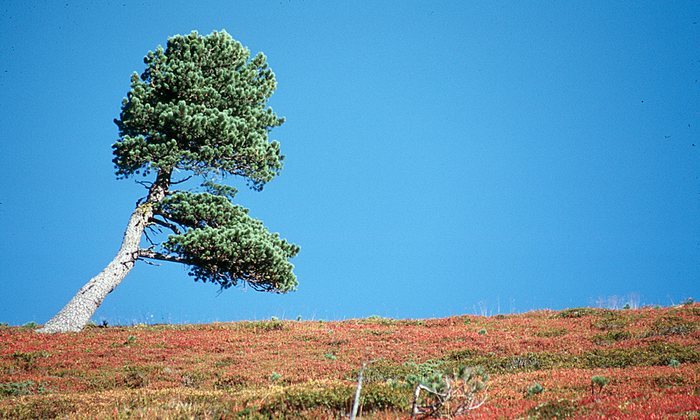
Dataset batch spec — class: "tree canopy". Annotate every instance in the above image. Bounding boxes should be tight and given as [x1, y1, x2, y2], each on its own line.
[112, 30, 299, 292]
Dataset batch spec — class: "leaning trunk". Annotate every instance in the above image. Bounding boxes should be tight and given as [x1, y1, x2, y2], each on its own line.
[38, 172, 170, 333]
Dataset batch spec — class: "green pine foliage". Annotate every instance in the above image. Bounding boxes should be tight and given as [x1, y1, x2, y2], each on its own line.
[113, 30, 298, 293]
[113, 30, 284, 187]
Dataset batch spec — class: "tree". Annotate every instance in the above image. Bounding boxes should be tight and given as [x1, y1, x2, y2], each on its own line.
[38, 31, 299, 333]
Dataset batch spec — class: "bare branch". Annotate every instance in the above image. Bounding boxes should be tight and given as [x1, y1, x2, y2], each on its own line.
[171, 175, 193, 185]
[149, 217, 182, 234]
[143, 227, 158, 247]
[138, 249, 188, 264]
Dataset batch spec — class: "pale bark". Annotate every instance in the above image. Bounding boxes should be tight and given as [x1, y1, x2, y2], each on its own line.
[38, 171, 170, 333]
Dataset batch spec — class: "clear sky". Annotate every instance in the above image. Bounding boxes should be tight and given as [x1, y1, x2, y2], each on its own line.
[0, 1, 698, 325]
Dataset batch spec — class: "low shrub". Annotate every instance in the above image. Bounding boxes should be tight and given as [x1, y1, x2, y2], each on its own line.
[583, 343, 699, 369]
[591, 330, 632, 344]
[257, 382, 409, 416]
[527, 382, 545, 396]
[642, 316, 696, 337]
[534, 327, 569, 338]
[0, 381, 37, 397]
[11, 351, 49, 371]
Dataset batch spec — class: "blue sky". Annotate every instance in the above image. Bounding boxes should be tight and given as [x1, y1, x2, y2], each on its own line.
[0, 1, 698, 325]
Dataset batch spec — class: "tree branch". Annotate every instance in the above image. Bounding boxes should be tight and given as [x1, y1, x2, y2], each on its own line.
[171, 175, 193, 185]
[149, 217, 182, 234]
[138, 249, 188, 264]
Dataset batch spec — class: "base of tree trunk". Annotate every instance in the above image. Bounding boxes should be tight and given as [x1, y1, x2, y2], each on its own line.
[37, 204, 153, 333]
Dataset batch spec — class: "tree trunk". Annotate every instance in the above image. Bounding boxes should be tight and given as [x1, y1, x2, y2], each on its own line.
[37, 171, 170, 333]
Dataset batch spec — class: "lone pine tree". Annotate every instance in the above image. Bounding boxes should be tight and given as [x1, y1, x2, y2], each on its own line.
[38, 31, 299, 333]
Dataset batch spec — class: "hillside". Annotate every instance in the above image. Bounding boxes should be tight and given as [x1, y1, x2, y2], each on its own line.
[1, 304, 699, 418]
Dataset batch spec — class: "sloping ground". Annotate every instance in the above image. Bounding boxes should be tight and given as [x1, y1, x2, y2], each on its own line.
[0, 304, 698, 418]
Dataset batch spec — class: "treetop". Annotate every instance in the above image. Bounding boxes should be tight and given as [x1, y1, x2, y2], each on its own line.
[113, 30, 285, 190]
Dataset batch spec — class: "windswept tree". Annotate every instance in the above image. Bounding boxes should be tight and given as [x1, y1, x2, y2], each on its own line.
[39, 31, 299, 333]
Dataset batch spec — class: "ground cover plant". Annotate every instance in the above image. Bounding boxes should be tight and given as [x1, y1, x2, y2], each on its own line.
[1, 304, 698, 418]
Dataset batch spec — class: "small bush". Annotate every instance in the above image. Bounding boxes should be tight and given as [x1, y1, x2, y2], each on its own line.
[409, 366, 489, 418]
[527, 382, 545, 396]
[0, 380, 36, 397]
[591, 376, 609, 394]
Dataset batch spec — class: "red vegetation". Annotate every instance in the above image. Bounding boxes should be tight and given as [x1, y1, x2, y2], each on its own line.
[0, 304, 698, 418]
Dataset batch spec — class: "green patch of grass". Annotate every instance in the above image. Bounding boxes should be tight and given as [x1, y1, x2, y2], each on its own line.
[398, 319, 425, 326]
[237, 320, 286, 332]
[0, 381, 38, 397]
[591, 313, 631, 331]
[555, 308, 611, 319]
[214, 373, 248, 391]
[10, 351, 49, 371]
[359, 316, 397, 326]
[444, 342, 699, 373]
[526, 399, 578, 418]
[257, 382, 409, 416]
[122, 365, 151, 389]
[367, 329, 393, 336]
[534, 327, 569, 338]
[445, 348, 480, 360]
[591, 330, 632, 344]
[582, 342, 699, 369]
[642, 316, 697, 337]
[0, 397, 75, 419]
[651, 373, 685, 388]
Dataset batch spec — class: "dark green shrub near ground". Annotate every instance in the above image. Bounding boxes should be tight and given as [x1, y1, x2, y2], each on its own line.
[527, 382, 545, 396]
[642, 316, 697, 337]
[0, 381, 37, 397]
